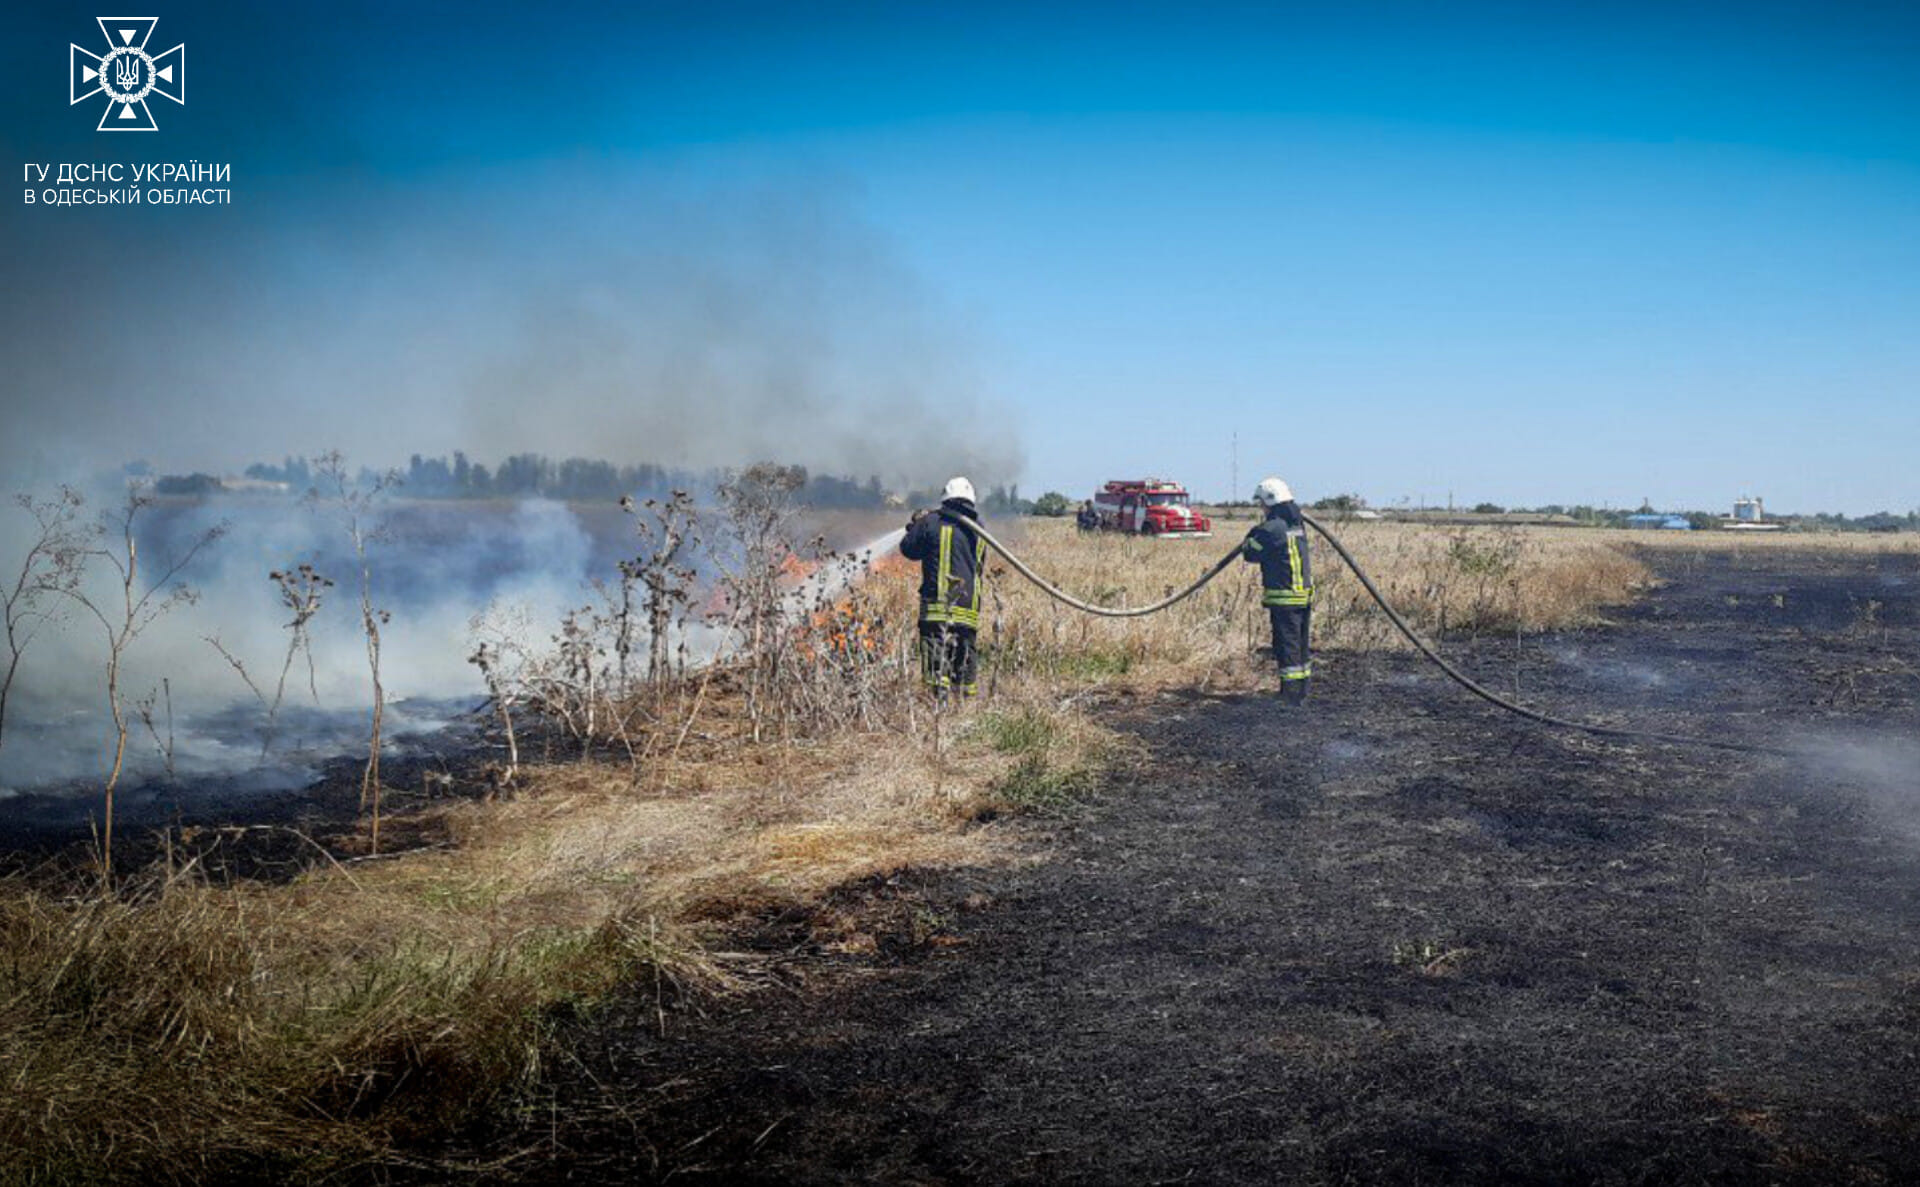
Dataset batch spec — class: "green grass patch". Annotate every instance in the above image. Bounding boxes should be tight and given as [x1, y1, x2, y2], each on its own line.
[1053, 647, 1138, 680]
[988, 753, 1098, 815]
[974, 706, 1059, 755]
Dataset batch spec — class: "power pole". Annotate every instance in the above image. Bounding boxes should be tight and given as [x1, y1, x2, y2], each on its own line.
[1230, 432, 1238, 507]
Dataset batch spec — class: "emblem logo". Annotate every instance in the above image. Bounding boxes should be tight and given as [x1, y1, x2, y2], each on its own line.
[71, 18, 185, 132]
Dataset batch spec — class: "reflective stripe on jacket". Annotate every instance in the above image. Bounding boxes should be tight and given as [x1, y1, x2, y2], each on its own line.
[1241, 502, 1313, 607]
[900, 500, 988, 628]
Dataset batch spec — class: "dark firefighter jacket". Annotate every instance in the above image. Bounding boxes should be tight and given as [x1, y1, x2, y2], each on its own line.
[1241, 502, 1313, 607]
[901, 499, 988, 628]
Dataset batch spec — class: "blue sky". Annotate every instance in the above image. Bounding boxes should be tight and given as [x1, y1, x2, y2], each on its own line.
[3, 2, 1917, 512]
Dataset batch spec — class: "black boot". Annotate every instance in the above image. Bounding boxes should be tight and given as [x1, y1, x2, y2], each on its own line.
[1282, 678, 1310, 706]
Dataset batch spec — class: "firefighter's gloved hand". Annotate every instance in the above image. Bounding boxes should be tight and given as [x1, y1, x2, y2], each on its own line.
[908, 508, 930, 526]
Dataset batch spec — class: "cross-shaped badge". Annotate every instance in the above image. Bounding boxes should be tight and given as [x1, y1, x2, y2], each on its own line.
[71, 17, 185, 132]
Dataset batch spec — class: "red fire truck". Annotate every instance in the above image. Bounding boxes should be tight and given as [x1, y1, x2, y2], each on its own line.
[1091, 479, 1213, 537]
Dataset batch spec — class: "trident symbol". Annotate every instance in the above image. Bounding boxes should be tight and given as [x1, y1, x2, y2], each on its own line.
[72, 18, 186, 131]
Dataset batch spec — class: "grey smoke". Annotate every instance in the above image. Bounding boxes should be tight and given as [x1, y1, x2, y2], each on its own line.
[0, 169, 1025, 489]
[0, 490, 603, 795]
[0, 487, 914, 799]
[1787, 729, 1920, 840]
[0, 167, 1025, 797]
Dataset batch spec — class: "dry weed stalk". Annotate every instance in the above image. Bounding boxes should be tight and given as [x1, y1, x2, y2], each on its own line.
[311, 452, 398, 852]
[132, 678, 176, 782]
[206, 562, 331, 759]
[268, 562, 331, 721]
[63, 482, 225, 879]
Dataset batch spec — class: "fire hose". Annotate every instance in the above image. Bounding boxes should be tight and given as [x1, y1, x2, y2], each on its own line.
[934, 507, 1790, 759]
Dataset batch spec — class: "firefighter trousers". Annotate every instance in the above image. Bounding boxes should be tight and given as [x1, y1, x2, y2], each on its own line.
[918, 621, 978, 697]
[1267, 605, 1311, 703]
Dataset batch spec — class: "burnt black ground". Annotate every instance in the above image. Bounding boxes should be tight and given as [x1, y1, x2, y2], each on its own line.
[435, 545, 1920, 1185]
[0, 719, 501, 884]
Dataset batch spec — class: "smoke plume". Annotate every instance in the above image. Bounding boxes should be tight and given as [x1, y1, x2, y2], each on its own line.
[0, 168, 1024, 489]
[0, 168, 1022, 802]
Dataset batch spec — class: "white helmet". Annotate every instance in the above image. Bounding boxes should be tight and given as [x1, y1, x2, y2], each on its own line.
[943, 476, 977, 503]
[1253, 476, 1294, 507]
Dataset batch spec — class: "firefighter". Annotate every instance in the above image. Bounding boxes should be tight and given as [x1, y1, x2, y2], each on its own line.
[1243, 476, 1313, 703]
[900, 477, 988, 700]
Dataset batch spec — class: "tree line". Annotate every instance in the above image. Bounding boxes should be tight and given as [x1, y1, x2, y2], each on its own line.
[230, 453, 897, 508]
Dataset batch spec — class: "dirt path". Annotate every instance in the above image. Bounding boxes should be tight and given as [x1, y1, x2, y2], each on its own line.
[455, 546, 1920, 1184]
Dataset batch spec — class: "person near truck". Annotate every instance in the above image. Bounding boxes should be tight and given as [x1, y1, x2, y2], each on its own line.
[1243, 476, 1313, 704]
[900, 477, 988, 700]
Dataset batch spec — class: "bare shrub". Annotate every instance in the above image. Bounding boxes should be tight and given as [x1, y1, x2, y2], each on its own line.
[64, 482, 225, 878]
[483, 599, 647, 769]
[468, 602, 535, 786]
[466, 495, 712, 786]
[538, 603, 610, 756]
[616, 490, 700, 687]
[485, 469, 919, 768]
[714, 463, 808, 742]
[0, 488, 88, 753]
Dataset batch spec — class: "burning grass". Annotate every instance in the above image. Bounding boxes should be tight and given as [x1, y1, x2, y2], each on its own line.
[0, 512, 1650, 1182]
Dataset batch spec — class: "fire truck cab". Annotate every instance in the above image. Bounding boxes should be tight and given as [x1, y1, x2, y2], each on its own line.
[1092, 479, 1212, 537]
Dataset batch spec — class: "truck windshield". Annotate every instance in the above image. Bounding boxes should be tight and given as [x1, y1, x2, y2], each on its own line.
[1146, 493, 1188, 506]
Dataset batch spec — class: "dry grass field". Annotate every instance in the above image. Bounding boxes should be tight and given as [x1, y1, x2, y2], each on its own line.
[1625, 526, 1920, 553]
[981, 517, 1652, 688]
[0, 702, 1107, 1183]
[0, 514, 1710, 1182]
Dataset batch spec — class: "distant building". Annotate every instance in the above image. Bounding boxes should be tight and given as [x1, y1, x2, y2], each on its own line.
[1626, 513, 1693, 531]
[1723, 495, 1784, 531]
[221, 475, 291, 494]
